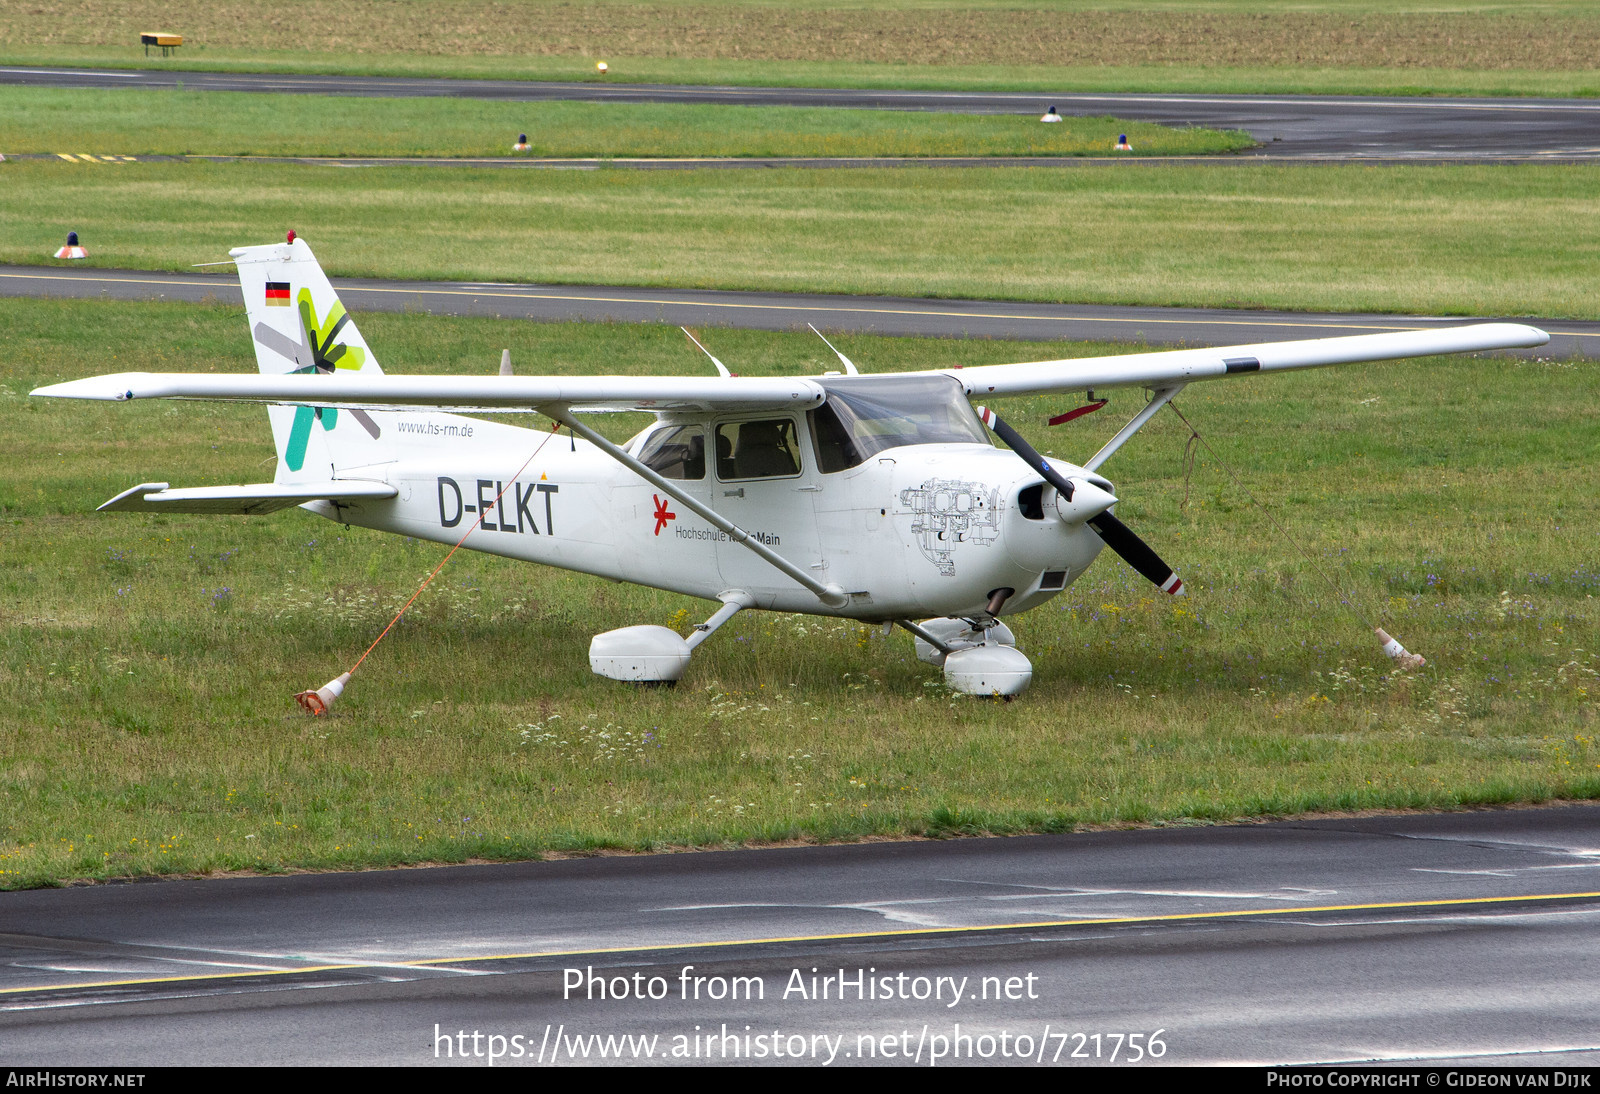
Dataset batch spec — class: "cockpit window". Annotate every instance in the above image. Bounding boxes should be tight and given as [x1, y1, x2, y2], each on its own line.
[638, 425, 706, 480]
[808, 375, 989, 473]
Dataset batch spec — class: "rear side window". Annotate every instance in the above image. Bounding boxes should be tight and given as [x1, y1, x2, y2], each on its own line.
[715, 419, 802, 480]
[638, 425, 705, 480]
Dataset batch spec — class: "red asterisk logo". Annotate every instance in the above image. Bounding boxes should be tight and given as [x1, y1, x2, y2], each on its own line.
[652, 493, 676, 536]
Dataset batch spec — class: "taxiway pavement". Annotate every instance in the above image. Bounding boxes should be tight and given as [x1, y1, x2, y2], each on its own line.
[2, 806, 1598, 1065]
[4, 67, 1600, 161]
[3, 265, 1594, 357]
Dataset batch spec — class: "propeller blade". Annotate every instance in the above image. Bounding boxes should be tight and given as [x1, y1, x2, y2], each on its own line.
[976, 405, 1075, 499]
[1086, 511, 1184, 596]
[977, 405, 1184, 596]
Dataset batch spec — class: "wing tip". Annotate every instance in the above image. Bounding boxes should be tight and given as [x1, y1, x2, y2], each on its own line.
[31, 373, 147, 401]
[97, 482, 171, 512]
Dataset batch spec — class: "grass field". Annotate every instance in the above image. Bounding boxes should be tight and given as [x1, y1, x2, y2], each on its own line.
[4, 1, 1600, 97]
[1, 297, 1597, 888]
[5, 159, 1597, 318]
[0, 88, 1249, 159]
[2, 1, 1595, 890]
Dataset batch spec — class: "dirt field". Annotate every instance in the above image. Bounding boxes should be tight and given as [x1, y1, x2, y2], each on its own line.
[5, 1, 1597, 71]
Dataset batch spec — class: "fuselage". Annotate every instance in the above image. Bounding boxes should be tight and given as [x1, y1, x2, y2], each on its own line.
[311, 404, 1107, 622]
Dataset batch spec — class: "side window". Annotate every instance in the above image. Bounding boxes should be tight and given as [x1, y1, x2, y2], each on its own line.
[638, 425, 705, 480]
[715, 419, 802, 480]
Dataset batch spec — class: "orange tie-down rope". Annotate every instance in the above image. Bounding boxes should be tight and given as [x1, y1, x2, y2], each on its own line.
[295, 421, 563, 715]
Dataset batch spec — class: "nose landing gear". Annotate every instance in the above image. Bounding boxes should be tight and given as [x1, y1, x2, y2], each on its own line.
[900, 611, 1033, 699]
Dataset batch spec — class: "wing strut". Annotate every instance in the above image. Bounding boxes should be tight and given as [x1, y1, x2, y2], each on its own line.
[1084, 384, 1185, 472]
[553, 413, 851, 609]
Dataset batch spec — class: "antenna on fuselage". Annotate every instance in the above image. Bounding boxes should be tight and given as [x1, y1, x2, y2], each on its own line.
[680, 327, 732, 378]
[807, 323, 860, 376]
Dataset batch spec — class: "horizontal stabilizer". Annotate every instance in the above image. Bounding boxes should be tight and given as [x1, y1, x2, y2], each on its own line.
[98, 480, 397, 516]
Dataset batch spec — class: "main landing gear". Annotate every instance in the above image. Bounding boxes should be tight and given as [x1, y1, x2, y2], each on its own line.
[589, 592, 1032, 699]
[588, 593, 754, 684]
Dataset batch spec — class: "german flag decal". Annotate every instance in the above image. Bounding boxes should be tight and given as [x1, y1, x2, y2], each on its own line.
[265, 282, 291, 306]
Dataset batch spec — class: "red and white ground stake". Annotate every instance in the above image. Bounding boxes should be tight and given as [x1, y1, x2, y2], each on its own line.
[1375, 628, 1427, 670]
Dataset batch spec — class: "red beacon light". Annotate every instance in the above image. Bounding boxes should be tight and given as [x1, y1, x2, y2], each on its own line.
[287, 229, 297, 244]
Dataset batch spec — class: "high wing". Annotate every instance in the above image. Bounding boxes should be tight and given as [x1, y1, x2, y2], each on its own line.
[941, 323, 1548, 399]
[29, 372, 828, 413]
[31, 323, 1547, 412]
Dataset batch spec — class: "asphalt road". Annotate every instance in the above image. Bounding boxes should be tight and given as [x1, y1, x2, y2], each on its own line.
[4, 66, 1600, 161]
[5, 265, 1595, 357]
[2, 805, 1598, 1066]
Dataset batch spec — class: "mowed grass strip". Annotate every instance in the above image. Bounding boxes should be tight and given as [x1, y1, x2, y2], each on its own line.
[4, 1, 1600, 97]
[0, 88, 1248, 160]
[6, 160, 1598, 318]
[2, 298, 1597, 887]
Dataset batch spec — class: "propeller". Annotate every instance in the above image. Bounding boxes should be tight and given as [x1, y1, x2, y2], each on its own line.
[977, 405, 1185, 596]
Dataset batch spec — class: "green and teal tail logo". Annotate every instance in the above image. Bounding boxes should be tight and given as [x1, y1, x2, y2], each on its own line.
[254, 288, 382, 471]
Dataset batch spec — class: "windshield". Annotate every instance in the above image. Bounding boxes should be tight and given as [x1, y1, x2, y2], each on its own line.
[808, 375, 988, 473]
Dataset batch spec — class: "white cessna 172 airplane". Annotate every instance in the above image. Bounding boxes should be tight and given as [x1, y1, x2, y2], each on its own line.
[33, 237, 1548, 697]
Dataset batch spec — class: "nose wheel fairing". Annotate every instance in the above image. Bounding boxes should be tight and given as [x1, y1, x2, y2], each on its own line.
[905, 617, 1032, 698]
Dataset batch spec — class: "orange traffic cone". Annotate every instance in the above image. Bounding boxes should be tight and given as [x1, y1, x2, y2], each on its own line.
[295, 672, 351, 715]
[54, 231, 87, 259]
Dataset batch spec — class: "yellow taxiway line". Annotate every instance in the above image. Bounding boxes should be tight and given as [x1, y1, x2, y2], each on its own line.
[4, 888, 1597, 999]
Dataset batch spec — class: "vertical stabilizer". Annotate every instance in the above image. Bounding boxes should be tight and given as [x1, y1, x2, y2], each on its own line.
[229, 237, 389, 481]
